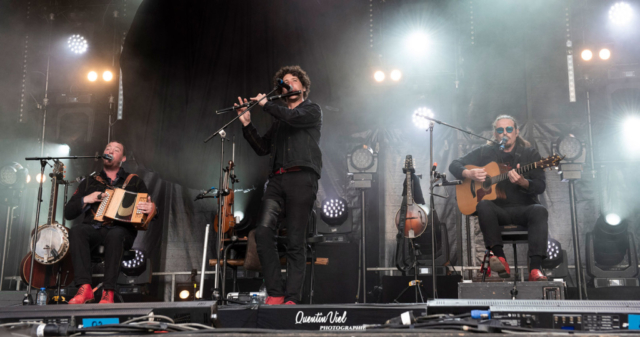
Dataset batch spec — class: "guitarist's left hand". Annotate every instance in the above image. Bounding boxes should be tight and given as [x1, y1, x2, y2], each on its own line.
[508, 164, 529, 188]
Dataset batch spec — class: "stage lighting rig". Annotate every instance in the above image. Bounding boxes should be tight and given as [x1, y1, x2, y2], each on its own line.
[67, 34, 88, 54]
[347, 144, 378, 174]
[87, 71, 98, 82]
[542, 238, 570, 282]
[412, 107, 434, 129]
[581, 49, 593, 61]
[390, 70, 402, 81]
[0, 163, 29, 187]
[586, 213, 639, 288]
[321, 198, 348, 226]
[609, 2, 633, 26]
[374, 71, 385, 82]
[553, 134, 586, 181]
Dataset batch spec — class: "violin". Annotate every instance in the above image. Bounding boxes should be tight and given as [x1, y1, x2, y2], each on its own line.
[214, 160, 236, 233]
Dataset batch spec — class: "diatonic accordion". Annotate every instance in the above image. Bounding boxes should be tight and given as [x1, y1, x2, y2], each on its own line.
[94, 188, 154, 230]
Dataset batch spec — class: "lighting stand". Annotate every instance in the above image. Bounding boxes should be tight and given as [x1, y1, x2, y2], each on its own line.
[351, 173, 372, 303]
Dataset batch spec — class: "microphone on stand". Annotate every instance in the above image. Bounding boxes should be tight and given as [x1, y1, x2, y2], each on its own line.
[277, 78, 291, 91]
[498, 137, 508, 151]
[101, 154, 113, 160]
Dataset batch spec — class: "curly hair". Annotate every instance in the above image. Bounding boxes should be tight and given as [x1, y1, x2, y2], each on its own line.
[273, 65, 311, 99]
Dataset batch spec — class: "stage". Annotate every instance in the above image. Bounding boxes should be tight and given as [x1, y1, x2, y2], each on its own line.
[3, 296, 640, 335]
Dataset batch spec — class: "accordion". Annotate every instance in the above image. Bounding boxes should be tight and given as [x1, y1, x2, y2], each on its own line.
[94, 188, 155, 231]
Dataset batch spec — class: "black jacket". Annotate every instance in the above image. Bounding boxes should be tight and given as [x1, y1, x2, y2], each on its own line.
[242, 99, 322, 177]
[64, 168, 150, 236]
[448, 142, 546, 207]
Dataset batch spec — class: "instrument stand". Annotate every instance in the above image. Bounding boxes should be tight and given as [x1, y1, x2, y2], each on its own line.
[393, 240, 426, 303]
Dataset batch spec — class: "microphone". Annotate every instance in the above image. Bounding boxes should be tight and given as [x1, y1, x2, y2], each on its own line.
[498, 137, 508, 151]
[277, 78, 291, 91]
[435, 179, 463, 187]
[101, 154, 113, 160]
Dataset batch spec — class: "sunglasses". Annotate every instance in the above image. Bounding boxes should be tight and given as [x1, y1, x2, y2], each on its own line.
[495, 126, 514, 134]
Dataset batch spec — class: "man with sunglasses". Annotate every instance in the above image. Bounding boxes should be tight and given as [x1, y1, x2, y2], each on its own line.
[449, 115, 548, 282]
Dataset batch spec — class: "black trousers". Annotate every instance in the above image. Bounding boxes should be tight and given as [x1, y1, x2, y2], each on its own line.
[255, 170, 318, 303]
[69, 223, 136, 290]
[476, 200, 548, 258]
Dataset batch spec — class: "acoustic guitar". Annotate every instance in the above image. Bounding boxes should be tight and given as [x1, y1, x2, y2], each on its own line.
[455, 154, 563, 215]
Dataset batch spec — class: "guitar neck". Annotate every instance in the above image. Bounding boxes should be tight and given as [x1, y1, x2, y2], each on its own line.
[490, 162, 537, 185]
[47, 177, 59, 224]
[406, 171, 413, 206]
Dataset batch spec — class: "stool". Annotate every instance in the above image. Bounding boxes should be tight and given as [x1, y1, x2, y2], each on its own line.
[480, 225, 528, 299]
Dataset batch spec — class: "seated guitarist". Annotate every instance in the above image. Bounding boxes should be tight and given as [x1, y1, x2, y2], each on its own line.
[449, 115, 548, 281]
[64, 141, 156, 304]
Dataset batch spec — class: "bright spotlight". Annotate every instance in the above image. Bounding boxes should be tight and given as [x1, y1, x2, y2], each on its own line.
[374, 71, 385, 82]
[599, 48, 611, 60]
[26, 174, 31, 184]
[412, 107, 434, 129]
[623, 116, 640, 151]
[405, 31, 429, 56]
[103, 71, 113, 81]
[67, 34, 88, 54]
[88, 71, 98, 82]
[390, 70, 402, 81]
[36, 173, 45, 184]
[609, 2, 633, 25]
[179, 290, 190, 299]
[605, 213, 622, 226]
[234, 211, 244, 222]
[60, 144, 70, 156]
[581, 49, 593, 61]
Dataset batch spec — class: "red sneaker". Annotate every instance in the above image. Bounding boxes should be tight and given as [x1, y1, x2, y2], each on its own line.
[99, 290, 114, 304]
[68, 284, 94, 304]
[489, 256, 511, 278]
[265, 296, 284, 305]
[284, 301, 296, 305]
[528, 269, 548, 282]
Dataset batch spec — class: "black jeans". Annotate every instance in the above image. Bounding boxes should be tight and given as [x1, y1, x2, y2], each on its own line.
[255, 170, 318, 303]
[476, 200, 548, 258]
[69, 223, 136, 290]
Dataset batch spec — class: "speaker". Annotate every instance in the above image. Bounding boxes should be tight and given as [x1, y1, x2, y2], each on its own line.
[303, 242, 359, 304]
[315, 207, 353, 234]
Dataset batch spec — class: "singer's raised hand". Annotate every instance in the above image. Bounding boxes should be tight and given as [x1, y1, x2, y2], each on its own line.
[235, 97, 251, 126]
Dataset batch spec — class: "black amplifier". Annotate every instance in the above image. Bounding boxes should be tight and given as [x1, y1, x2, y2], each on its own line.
[427, 299, 640, 331]
[458, 281, 564, 300]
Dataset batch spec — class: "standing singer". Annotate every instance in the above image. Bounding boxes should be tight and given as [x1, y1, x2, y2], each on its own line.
[236, 65, 322, 305]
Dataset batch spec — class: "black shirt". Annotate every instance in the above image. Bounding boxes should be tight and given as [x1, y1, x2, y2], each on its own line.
[449, 142, 546, 207]
[243, 99, 322, 177]
[64, 167, 151, 234]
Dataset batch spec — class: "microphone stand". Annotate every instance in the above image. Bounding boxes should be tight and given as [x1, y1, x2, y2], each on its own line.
[420, 116, 498, 300]
[22, 154, 108, 305]
[204, 87, 278, 303]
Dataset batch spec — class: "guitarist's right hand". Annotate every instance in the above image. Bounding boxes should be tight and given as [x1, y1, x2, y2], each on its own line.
[463, 168, 487, 182]
[83, 191, 106, 204]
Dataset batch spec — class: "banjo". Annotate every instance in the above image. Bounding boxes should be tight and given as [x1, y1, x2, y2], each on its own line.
[31, 160, 70, 265]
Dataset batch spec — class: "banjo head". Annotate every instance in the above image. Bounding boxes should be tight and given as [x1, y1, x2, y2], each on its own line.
[32, 222, 70, 265]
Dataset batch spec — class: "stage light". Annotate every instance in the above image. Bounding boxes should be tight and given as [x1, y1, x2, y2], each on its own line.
[88, 71, 98, 82]
[623, 116, 640, 152]
[68, 34, 88, 54]
[609, 2, 633, 25]
[179, 290, 190, 299]
[374, 71, 385, 82]
[320, 198, 349, 226]
[412, 107, 434, 129]
[348, 144, 377, 173]
[36, 173, 45, 183]
[605, 213, 622, 226]
[234, 211, 244, 222]
[174, 282, 200, 301]
[405, 31, 429, 56]
[0, 163, 29, 186]
[26, 174, 31, 184]
[103, 71, 113, 81]
[581, 49, 593, 61]
[59, 144, 70, 156]
[390, 70, 402, 81]
[599, 48, 611, 60]
[121, 250, 147, 276]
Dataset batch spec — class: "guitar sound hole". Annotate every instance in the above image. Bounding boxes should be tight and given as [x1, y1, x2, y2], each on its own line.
[482, 176, 492, 189]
